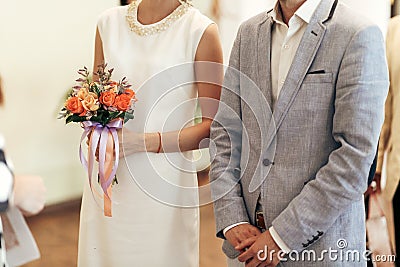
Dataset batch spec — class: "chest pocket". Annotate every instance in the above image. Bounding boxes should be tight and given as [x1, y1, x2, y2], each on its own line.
[303, 72, 333, 84]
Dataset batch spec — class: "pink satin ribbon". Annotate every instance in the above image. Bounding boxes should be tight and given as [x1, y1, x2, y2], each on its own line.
[79, 120, 123, 217]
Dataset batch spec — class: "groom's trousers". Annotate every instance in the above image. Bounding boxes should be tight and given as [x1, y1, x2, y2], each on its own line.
[227, 257, 245, 267]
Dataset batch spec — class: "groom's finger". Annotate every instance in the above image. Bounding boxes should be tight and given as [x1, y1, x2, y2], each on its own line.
[235, 236, 258, 251]
[243, 257, 259, 267]
[225, 235, 240, 248]
[238, 246, 256, 262]
[250, 227, 261, 236]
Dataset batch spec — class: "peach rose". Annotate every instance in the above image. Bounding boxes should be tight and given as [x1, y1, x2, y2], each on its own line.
[82, 92, 99, 111]
[114, 94, 131, 111]
[77, 88, 89, 100]
[106, 81, 119, 93]
[65, 97, 84, 114]
[100, 91, 116, 107]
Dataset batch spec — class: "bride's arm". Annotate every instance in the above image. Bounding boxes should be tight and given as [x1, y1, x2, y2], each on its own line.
[123, 24, 223, 155]
[93, 27, 105, 79]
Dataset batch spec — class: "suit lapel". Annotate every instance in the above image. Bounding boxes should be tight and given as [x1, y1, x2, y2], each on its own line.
[271, 23, 326, 130]
[256, 16, 274, 112]
[247, 15, 276, 193]
[263, 0, 337, 149]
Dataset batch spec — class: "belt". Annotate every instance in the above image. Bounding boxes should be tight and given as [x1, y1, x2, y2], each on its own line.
[256, 211, 266, 231]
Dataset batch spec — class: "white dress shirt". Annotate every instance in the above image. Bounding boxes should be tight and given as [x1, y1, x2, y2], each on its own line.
[223, 0, 322, 254]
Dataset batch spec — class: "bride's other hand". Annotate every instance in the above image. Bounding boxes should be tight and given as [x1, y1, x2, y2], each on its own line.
[118, 129, 160, 157]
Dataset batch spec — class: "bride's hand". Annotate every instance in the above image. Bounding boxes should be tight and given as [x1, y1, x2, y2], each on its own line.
[117, 129, 146, 158]
[86, 132, 100, 161]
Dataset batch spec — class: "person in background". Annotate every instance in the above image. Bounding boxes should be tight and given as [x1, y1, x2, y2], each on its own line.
[0, 76, 46, 266]
[376, 15, 400, 267]
[120, 0, 131, 6]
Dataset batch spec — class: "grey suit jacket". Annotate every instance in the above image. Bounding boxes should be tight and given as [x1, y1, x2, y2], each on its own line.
[209, 0, 389, 265]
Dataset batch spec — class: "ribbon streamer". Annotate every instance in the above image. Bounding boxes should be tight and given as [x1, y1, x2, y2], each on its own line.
[79, 120, 123, 217]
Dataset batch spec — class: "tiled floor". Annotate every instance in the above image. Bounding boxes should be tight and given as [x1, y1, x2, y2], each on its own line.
[21, 171, 226, 267]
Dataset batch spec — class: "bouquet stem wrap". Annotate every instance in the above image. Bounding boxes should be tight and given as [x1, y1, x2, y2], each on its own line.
[79, 120, 123, 217]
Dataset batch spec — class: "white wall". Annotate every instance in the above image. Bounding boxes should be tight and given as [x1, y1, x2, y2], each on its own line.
[341, 0, 391, 35]
[203, 0, 275, 62]
[203, 0, 391, 62]
[193, 0, 212, 14]
[0, 0, 118, 204]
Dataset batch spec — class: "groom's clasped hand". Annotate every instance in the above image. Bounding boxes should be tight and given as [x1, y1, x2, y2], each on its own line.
[226, 225, 281, 266]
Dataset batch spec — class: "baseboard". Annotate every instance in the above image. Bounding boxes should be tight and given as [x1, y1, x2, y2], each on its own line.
[41, 198, 82, 215]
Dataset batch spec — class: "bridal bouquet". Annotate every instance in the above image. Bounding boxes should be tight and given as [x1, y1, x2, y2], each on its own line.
[59, 64, 136, 217]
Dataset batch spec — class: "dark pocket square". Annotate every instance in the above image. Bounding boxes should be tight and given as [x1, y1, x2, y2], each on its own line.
[307, 69, 326, 74]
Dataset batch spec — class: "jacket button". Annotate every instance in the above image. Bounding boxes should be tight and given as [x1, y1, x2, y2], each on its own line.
[263, 159, 272, 166]
[302, 243, 308, 248]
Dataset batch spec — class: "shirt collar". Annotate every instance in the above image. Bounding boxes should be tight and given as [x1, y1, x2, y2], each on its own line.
[270, 0, 322, 25]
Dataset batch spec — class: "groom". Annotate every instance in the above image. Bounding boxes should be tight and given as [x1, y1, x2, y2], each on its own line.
[210, 0, 389, 266]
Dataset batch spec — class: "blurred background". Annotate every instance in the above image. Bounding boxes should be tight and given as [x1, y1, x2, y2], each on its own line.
[0, 0, 396, 266]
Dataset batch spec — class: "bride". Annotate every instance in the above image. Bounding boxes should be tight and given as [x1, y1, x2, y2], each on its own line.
[77, 0, 223, 266]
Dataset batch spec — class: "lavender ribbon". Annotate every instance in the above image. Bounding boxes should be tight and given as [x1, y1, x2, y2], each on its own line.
[79, 120, 123, 198]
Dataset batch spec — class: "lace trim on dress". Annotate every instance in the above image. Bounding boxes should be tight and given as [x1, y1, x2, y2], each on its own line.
[126, 0, 191, 36]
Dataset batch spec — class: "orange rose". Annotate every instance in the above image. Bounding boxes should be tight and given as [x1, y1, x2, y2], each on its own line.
[82, 92, 99, 111]
[114, 94, 131, 111]
[100, 91, 116, 106]
[65, 97, 84, 114]
[124, 89, 135, 99]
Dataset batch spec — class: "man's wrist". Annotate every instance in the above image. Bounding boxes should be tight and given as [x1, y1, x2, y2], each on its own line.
[269, 226, 291, 254]
[223, 222, 250, 237]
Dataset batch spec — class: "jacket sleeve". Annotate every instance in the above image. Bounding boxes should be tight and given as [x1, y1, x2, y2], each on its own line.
[209, 25, 250, 238]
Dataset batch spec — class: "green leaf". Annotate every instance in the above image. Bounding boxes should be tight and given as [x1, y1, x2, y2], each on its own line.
[93, 84, 101, 95]
[112, 176, 118, 185]
[123, 112, 134, 123]
[108, 111, 121, 121]
[65, 114, 87, 124]
[124, 112, 134, 120]
[66, 116, 74, 124]
[90, 116, 102, 124]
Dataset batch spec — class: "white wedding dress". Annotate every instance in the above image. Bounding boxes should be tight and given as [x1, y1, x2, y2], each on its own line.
[78, 3, 213, 267]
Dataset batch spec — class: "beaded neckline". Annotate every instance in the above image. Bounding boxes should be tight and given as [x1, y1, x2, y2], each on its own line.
[126, 0, 191, 36]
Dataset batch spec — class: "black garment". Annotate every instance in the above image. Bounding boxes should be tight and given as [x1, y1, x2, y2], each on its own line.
[366, 148, 378, 266]
[0, 149, 11, 213]
[368, 148, 378, 186]
[0, 219, 8, 267]
[393, 185, 400, 266]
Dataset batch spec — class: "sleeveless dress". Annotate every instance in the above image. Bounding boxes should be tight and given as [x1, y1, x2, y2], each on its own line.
[77, 4, 213, 267]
